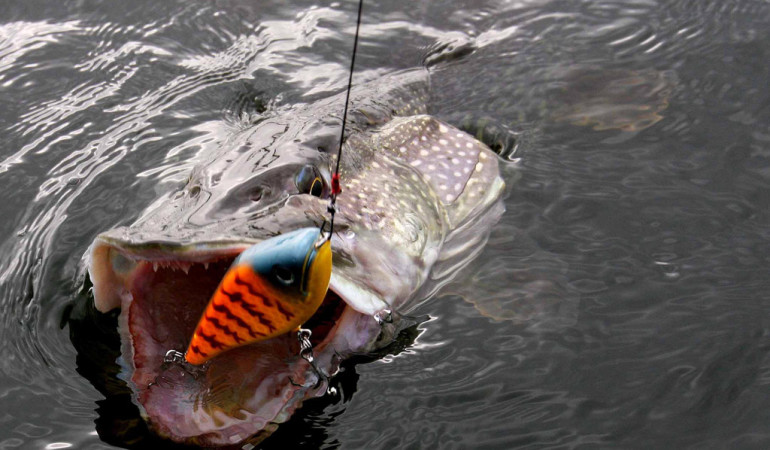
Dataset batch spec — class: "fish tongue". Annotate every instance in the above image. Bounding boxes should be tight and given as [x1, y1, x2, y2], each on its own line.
[136, 334, 306, 444]
[123, 260, 314, 443]
[127, 261, 225, 388]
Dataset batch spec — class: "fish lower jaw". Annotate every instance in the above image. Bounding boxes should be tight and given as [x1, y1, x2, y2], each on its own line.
[87, 238, 360, 446]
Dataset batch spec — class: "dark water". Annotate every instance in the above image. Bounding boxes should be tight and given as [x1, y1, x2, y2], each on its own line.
[2, 0, 770, 448]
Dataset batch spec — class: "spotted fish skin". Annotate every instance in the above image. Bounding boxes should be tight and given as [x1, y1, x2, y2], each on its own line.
[372, 115, 502, 226]
[333, 114, 501, 254]
[316, 113, 504, 316]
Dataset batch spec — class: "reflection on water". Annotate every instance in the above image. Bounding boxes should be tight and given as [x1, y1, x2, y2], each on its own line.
[1, 0, 770, 448]
[548, 67, 675, 131]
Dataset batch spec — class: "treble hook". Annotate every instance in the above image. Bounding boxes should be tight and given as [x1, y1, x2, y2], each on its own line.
[162, 350, 210, 376]
[147, 350, 209, 388]
[296, 328, 337, 395]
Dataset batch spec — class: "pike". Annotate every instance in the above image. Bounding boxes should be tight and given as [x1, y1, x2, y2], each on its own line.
[87, 67, 505, 446]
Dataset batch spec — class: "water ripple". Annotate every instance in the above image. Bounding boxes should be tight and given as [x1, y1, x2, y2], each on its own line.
[1, 0, 770, 448]
[0, 4, 389, 447]
[0, 20, 81, 85]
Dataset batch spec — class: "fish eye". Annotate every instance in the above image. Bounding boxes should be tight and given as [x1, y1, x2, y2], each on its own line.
[295, 165, 325, 197]
[309, 178, 323, 196]
[249, 186, 264, 202]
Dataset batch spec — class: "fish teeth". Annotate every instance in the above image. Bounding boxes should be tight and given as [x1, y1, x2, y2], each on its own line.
[181, 264, 190, 275]
[203, 262, 209, 270]
[152, 262, 159, 272]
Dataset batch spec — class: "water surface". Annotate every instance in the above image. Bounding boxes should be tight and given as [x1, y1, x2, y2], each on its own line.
[1, 0, 770, 448]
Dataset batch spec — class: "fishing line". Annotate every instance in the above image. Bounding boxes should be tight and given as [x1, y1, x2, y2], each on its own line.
[296, 0, 365, 391]
[325, 0, 364, 239]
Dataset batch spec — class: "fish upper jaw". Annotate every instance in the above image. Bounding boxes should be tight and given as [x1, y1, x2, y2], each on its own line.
[89, 232, 253, 313]
[88, 228, 397, 316]
[329, 272, 391, 316]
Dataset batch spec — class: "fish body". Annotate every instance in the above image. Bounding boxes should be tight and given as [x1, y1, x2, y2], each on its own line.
[86, 69, 504, 446]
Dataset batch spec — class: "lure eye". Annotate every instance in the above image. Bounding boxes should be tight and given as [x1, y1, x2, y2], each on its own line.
[296, 165, 324, 197]
[273, 265, 295, 285]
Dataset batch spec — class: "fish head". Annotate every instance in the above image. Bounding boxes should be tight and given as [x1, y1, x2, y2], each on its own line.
[84, 70, 504, 446]
[85, 116, 371, 447]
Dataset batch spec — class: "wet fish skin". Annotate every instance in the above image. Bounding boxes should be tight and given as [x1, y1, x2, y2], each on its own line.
[86, 68, 505, 446]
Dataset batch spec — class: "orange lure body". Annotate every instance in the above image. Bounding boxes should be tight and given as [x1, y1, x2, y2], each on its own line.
[185, 228, 332, 365]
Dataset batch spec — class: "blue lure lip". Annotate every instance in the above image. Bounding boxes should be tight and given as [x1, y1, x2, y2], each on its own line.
[234, 227, 323, 295]
[300, 235, 321, 295]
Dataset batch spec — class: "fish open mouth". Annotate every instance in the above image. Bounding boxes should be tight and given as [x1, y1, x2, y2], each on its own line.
[89, 235, 351, 446]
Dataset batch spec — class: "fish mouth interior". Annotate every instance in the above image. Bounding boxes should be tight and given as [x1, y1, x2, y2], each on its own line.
[90, 240, 348, 444]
